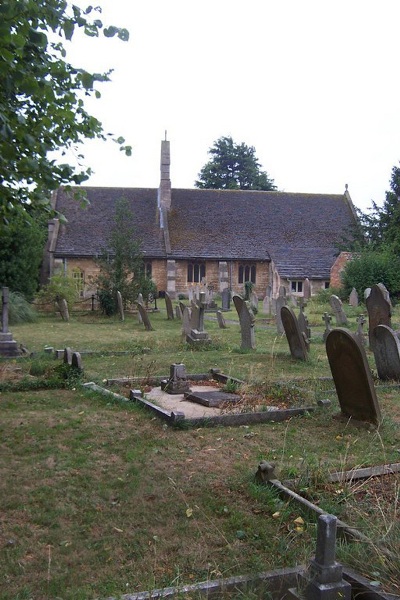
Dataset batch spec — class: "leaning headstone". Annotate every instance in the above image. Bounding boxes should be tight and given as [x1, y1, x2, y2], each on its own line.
[136, 302, 154, 331]
[329, 295, 348, 326]
[216, 310, 227, 329]
[372, 324, 400, 381]
[232, 294, 256, 350]
[275, 293, 287, 334]
[175, 305, 182, 320]
[63, 347, 73, 365]
[349, 287, 358, 307]
[0, 287, 19, 357]
[297, 304, 311, 348]
[322, 313, 332, 343]
[281, 306, 308, 361]
[116, 290, 124, 321]
[221, 288, 231, 311]
[326, 328, 381, 426]
[58, 298, 69, 322]
[303, 278, 311, 300]
[366, 284, 391, 351]
[71, 351, 82, 370]
[289, 514, 351, 600]
[164, 292, 174, 320]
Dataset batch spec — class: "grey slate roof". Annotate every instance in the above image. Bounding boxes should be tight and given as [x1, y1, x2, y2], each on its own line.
[53, 186, 356, 280]
[53, 187, 165, 258]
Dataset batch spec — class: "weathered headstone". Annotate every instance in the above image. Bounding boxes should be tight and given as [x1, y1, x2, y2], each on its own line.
[377, 282, 392, 307]
[278, 285, 287, 298]
[181, 306, 192, 338]
[372, 324, 400, 381]
[221, 288, 231, 311]
[136, 302, 154, 331]
[71, 351, 82, 370]
[262, 295, 271, 315]
[189, 302, 200, 330]
[364, 287, 371, 301]
[322, 313, 332, 343]
[116, 290, 124, 321]
[186, 292, 210, 345]
[161, 363, 191, 394]
[303, 277, 311, 300]
[179, 301, 186, 315]
[329, 295, 348, 326]
[289, 514, 351, 600]
[365, 284, 391, 351]
[275, 293, 287, 334]
[297, 304, 311, 348]
[0, 287, 19, 357]
[175, 305, 182, 320]
[281, 306, 309, 361]
[164, 292, 174, 320]
[216, 310, 227, 329]
[188, 287, 194, 302]
[232, 294, 256, 350]
[326, 328, 381, 426]
[250, 291, 258, 312]
[349, 287, 358, 307]
[63, 347, 73, 365]
[355, 314, 366, 346]
[58, 298, 69, 322]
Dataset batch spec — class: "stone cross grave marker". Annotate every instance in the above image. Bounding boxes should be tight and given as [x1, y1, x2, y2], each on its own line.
[372, 324, 400, 381]
[232, 294, 256, 350]
[281, 305, 309, 361]
[0, 288, 19, 357]
[322, 312, 332, 343]
[116, 290, 124, 321]
[326, 328, 381, 426]
[329, 295, 348, 326]
[164, 291, 174, 320]
[216, 309, 227, 329]
[186, 292, 210, 344]
[221, 288, 231, 311]
[349, 287, 358, 307]
[365, 284, 391, 351]
[136, 302, 154, 331]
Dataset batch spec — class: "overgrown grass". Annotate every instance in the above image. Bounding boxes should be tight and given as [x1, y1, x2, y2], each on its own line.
[0, 301, 399, 598]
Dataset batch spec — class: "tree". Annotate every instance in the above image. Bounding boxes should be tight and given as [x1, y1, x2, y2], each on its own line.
[0, 207, 47, 299]
[95, 198, 155, 315]
[0, 0, 131, 223]
[341, 249, 400, 300]
[195, 136, 277, 191]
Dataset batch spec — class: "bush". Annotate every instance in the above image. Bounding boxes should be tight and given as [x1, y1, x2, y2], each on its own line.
[341, 249, 400, 300]
[314, 287, 347, 304]
[8, 291, 38, 324]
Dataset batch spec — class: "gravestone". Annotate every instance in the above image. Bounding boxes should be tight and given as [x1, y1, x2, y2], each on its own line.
[164, 292, 174, 320]
[364, 287, 371, 301]
[378, 282, 392, 307]
[322, 313, 332, 343]
[275, 293, 287, 334]
[71, 351, 82, 370]
[372, 324, 400, 381]
[59, 298, 69, 322]
[0, 287, 19, 357]
[175, 305, 182, 320]
[262, 295, 272, 315]
[289, 293, 298, 308]
[179, 301, 186, 315]
[329, 295, 348, 326]
[289, 514, 351, 600]
[181, 306, 192, 338]
[326, 328, 381, 426]
[216, 310, 227, 329]
[281, 306, 309, 361]
[232, 294, 256, 350]
[186, 292, 210, 345]
[297, 304, 311, 348]
[63, 347, 73, 365]
[137, 293, 144, 323]
[355, 314, 366, 346]
[303, 278, 311, 300]
[185, 389, 241, 408]
[116, 290, 124, 321]
[349, 287, 358, 307]
[250, 292, 259, 312]
[136, 302, 154, 331]
[221, 288, 231, 311]
[365, 284, 391, 351]
[161, 363, 191, 394]
[278, 285, 287, 297]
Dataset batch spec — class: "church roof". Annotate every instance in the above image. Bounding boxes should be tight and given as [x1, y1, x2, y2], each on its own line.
[53, 186, 356, 280]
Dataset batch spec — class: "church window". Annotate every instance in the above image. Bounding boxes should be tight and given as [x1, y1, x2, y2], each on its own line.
[291, 280, 303, 294]
[187, 262, 206, 283]
[238, 264, 256, 284]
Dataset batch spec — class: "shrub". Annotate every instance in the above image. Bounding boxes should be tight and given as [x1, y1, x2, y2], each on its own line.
[341, 249, 400, 300]
[8, 291, 38, 324]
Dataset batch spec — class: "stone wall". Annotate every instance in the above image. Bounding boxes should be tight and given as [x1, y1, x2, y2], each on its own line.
[330, 252, 353, 288]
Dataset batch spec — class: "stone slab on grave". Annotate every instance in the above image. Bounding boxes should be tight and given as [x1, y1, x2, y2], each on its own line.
[366, 284, 392, 351]
[281, 306, 308, 361]
[185, 389, 241, 408]
[326, 328, 381, 426]
[372, 324, 400, 381]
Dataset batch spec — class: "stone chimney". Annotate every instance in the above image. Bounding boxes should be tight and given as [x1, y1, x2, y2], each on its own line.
[158, 136, 171, 212]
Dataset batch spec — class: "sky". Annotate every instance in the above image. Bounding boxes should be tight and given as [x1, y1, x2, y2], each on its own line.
[64, 0, 400, 212]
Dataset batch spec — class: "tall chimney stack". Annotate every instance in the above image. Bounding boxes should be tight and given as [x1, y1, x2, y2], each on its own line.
[159, 135, 171, 211]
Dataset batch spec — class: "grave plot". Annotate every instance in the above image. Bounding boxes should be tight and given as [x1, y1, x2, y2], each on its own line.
[115, 363, 320, 427]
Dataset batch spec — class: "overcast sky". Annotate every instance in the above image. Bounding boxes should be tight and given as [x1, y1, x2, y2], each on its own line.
[65, 0, 400, 212]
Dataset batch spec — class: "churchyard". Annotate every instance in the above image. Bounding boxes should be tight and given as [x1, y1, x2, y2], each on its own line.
[1, 291, 400, 599]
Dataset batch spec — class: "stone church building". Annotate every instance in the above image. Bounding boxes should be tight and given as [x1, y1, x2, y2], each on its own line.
[44, 140, 357, 299]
